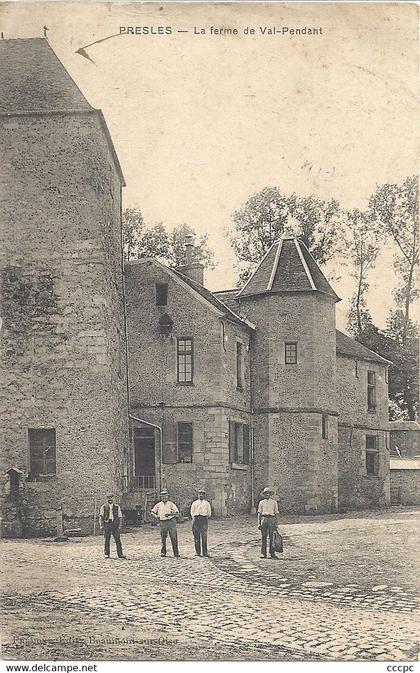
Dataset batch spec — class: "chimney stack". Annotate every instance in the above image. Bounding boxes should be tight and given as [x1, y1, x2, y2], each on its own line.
[175, 234, 205, 286]
[185, 234, 194, 266]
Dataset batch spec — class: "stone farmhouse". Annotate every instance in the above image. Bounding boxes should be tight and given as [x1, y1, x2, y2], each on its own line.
[0, 39, 392, 536]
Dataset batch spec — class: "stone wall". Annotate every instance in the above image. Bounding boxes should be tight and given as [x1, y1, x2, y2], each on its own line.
[336, 355, 390, 510]
[240, 291, 338, 513]
[390, 469, 420, 506]
[390, 428, 420, 458]
[129, 407, 251, 516]
[125, 260, 252, 515]
[0, 112, 129, 536]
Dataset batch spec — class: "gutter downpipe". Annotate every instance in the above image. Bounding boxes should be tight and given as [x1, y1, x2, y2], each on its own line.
[249, 328, 256, 514]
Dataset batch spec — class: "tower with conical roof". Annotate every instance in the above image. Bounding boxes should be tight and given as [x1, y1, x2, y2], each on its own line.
[0, 39, 129, 536]
[237, 237, 340, 513]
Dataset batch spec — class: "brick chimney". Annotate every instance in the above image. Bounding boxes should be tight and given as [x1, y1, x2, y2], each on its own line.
[176, 234, 205, 286]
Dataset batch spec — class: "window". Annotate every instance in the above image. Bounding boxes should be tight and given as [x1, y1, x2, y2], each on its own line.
[156, 283, 168, 306]
[367, 371, 376, 411]
[177, 337, 193, 384]
[178, 422, 193, 463]
[285, 342, 297, 364]
[29, 429, 56, 477]
[229, 421, 250, 464]
[366, 435, 379, 476]
[321, 414, 328, 439]
[236, 342, 243, 389]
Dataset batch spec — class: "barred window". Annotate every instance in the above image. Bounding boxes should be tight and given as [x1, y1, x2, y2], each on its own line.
[178, 422, 193, 463]
[29, 429, 56, 477]
[285, 342, 297, 364]
[177, 337, 193, 384]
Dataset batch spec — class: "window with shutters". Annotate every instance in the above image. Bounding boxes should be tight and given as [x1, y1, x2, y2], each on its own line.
[228, 421, 250, 465]
[177, 422, 193, 463]
[29, 428, 56, 477]
[177, 337, 193, 384]
[366, 435, 379, 476]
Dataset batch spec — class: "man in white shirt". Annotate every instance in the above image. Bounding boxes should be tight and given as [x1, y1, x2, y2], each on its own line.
[257, 487, 279, 559]
[190, 489, 212, 557]
[99, 494, 126, 559]
[151, 489, 181, 557]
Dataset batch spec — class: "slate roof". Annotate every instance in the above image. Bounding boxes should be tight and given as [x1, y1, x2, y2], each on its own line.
[0, 38, 92, 113]
[170, 268, 254, 330]
[237, 238, 340, 301]
[336, 330, 392, 365]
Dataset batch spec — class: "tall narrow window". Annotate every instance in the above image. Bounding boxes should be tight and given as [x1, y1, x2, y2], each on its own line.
[366, 435, 379, 476]
[228, 421, 250, 465]
[285, 342, 298, 364]
[236, 342, 243, 390]
[178, 422, 193, 463]
[321, 414, 328, 439]
[177, 337, 193, 384]
[367, 371, 376, 411]
[29, 429, 56, 477]
[155, 282, 168, 306]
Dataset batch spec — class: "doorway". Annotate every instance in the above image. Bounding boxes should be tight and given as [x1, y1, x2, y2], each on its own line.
[134, 426, 156, 489]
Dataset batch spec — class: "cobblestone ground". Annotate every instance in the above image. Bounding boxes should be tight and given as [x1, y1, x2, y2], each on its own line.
[1, 508, 419, 661]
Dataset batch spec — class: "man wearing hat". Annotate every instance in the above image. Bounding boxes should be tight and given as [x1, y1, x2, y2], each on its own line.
[190, 489, 212, 557]
[257, 487, 279, 559]
[150, 490, 181, 557]
[99, 494, 126, 559]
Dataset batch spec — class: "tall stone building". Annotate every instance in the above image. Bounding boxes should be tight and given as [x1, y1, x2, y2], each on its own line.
[0, 39, 130, 536]
[0, 38, 392, 535]
[126, 239, 391, 516]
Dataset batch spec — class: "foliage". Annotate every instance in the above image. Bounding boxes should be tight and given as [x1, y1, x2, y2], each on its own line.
[122, 209, 214, 269]
[369, 175, 419, 344]
[343, 208, 383, 336]
[228, 186, 342, 280]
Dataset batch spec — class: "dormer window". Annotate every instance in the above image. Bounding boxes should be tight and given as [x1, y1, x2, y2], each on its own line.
[156, 283, 168, 307]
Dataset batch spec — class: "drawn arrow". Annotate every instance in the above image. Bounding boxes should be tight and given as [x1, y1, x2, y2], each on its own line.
[75, 32, 121, 64]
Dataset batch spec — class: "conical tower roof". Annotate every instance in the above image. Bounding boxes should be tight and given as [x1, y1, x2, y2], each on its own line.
[236, 238, 340, 302]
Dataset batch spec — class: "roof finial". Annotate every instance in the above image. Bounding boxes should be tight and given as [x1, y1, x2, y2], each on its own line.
[43, 25, 49, 39]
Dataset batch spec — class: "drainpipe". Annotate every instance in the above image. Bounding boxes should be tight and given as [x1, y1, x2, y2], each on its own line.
[249, 329, 256, 513]
[129, 415, 162, 492]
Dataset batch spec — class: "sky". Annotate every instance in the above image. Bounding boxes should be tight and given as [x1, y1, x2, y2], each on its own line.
[2, 2, 418, 331]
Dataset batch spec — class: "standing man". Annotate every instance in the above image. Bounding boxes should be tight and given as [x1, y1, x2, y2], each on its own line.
[257, 487, 279, 559]
[191, 488, 211, 557]
[151, 489, 181, 558]
[99, 494, 126, 559]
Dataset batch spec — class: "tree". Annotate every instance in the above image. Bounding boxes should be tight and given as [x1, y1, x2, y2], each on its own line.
[228, 186, 342, 282]
[369, 175, 419, 345]
[165, 223, 215, 269]
[343, 208, 382, 336]
[122, 208, 214, 268]
[123, 208, 144, 262]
